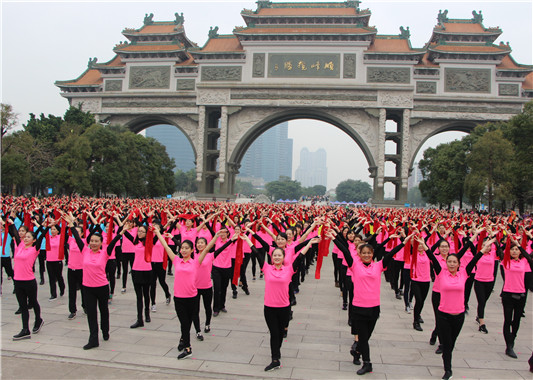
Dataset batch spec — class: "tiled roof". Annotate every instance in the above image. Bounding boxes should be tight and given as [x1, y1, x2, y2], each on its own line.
[127, 24, 180, 34]
[439, 22, 489, 33]
[116, 44, 185, 52]
[201, 37, 243, 52]
[256, 7, 357, 16]
[367, 38, 414, 53]
[97, 55, 124, 67]
[236, 26, 374, 34]
[430, 44, 508, 53]
[523, 72, 533, 90]
[58, 69, 102, 86]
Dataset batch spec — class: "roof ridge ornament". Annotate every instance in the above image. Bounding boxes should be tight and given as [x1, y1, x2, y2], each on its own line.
[143, 13, 154, 26]
[399, 26, 410, 39]
[174, 12, 184, 25]
[437, 9, 449, 25]
[472, 10, 483, 23]
[208, 26, 219, 38]
[87, 57, 97, 68]
[345, 1, 361, 12]
[256, 0, 271, 10]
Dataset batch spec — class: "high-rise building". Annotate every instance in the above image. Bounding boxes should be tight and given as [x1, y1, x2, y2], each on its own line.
[145, 125, 195, 172]
[238, 122, 293, 184]
[295, 148, 327, 188]
[408, 162, 423, 189]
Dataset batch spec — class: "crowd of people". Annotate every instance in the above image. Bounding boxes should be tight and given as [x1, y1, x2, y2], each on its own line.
[1, 195, 532, 379]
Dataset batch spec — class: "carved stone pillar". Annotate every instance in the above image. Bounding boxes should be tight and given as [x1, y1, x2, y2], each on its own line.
[399, 109, 411, 203]
[373, 108, 386, 202]
[218, 106, 228, 185]
[196, 106, 207, 193]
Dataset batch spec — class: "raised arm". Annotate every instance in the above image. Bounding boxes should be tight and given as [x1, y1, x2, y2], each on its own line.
[154, 227, 176, 262]
[292, 237, 320, 272]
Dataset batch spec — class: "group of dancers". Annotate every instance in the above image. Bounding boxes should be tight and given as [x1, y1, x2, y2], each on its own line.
[1, 196, 533, 379]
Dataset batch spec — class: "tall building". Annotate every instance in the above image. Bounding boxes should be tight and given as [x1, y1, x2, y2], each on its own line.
[145, 125, 195, 172]
[238, 122, 293, 184]
[295, 148, 327, 188]
[408, 162, 423, 189]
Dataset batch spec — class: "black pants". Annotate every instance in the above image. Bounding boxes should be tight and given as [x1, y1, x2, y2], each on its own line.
[121, 252, 134, 288]
[212, 266, 232, 312]
[150, 262, 171, 305]
[474, 280, 494, 319]
[134, 282, 151, 321]
[352, 310, 379, 362]
[175, 295, 199, 348]
[332, 253, 339, 283]
[264, 305, 291, 361]
[14, 279, 41, 330]
[411, 281, 430, 322]
[436, 311, 464, 372]
[231, 258, 237, 292]
[67, 268, 84, 314]
[431, 291, 441, 344]
[464, 272, 475, 308]
[82, 285, 109, 345]
[402, 268, 412, 307]
[501, 293, 526, 346]
[1, 256, 14, 279]
[345, 275, 354, 322]
[38, 250, 46, 281]
[390, 260, 403, 294]
[105, 259, 117, 295]
[339, 264, 348, 304]
[46, 261, 65, 298]
[193, 287, 213, 332]
[114, 247, 122, 277]
[240, 253, 252, 291]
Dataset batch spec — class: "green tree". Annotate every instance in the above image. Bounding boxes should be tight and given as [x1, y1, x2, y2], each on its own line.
[1, 153, 30, 194]
[303, 185, 327, 197]
[502, 101, 533, 213]
[1, 103, 18, 139]
[174, 169, 198, 193]
[407, 186, 425, 207]
[418, 140, 468, 208]
[466, 127, 513, 212]
[266, 177, 302, 200]
[335, 179, 372, 202]
[235, 180, 254, 195]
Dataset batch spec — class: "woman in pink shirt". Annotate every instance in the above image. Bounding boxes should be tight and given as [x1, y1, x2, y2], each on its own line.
[499, 237, 533, 359]
[243, 228, 318, 372]
[473, 238, 500, 334]
[330, 229, 405, 376]
[66, 224, 86, 320]
[425, 236, 486, 380]
[8, 221, 46, 340]
[149, 222, 171, 312]
[45, 223, 66, 300]
[153, 228, 220, 360]
[66, 213, 121, 350]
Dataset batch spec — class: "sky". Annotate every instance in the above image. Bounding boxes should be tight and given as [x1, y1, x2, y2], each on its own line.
[1, 0, 532, 191]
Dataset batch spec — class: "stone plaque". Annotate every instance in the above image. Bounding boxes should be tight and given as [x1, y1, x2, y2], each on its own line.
[102, 98, 195, 108]
[252, 53, 265, 78]
[129, 66, 170, 89]
[105, 80, 122, 91]
[268, 53, 340, 78]
[498, 83, 519, 96]
[444, 68, 490, 93]
[343, 54, 356, 79]
[367, 67, 410, 83]
[416, 81, 436, 94]
[201, 66, 242, 81]
[176, 79, 195, 90]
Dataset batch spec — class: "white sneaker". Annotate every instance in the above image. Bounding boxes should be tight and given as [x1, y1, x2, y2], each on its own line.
[151, 304, 157, 312]
[405, 306, 412, 314]
[121, 288, 126, 294]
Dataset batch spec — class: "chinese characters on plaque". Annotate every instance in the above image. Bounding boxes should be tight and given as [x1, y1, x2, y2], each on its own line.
[268, 54, 340, 78]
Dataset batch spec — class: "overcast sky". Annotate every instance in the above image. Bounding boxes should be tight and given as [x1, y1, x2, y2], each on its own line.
[2, 0, 531, 191]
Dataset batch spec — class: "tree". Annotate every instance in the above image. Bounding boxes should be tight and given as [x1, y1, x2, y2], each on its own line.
[175, 169, 198, 193]
[1, 103, 18, 138]
[235, 180, 254, 195]
[407, 186, 425, 208]
[303, 185, 326, 197]
[266, 177, 302, 200]
[466, 127, 513, 212]
[1, 153, 30, 194]
[418, 140, 468, 208]
[502, 101, 533, 213]
[336, 179, 372, 202]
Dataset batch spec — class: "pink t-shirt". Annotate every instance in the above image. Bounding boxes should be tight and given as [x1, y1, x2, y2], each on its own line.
[431, 254, 447, 293]
[502, 258, 531, 293]
[474, 251, 496, 282]
[46, 234, 62, 261]
[411, 251, 431, 282]
[180, 227, 198, 248]
[270, 241, 298, 266]
[196, 252, 214, 289]
[67, 237, 83, 270]
[173, 256, 199, 298]
[351, 260, 385, 308]
[262, 263, 294, 307]
[13, 246, 40, 281]
[213, 239, 233, 268]
[197, 228, 213, 242]
[132, 242, 152, 271]
[151, 239, 165, 263]
[438, 269, 468, 314]
[82, 247, 109, 287]
[255, 229, 273, 248]
[121, 227, 137, 253]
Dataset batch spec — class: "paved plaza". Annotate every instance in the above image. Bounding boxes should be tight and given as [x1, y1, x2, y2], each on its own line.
[1, 256, 532, 379]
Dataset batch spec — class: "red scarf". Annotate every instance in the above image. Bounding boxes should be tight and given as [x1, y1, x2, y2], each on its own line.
[315, 227, 330, 279]
[502, 238, 511, 269]
[232, 237, 244, 286]
[144, 227, 153, 262]
[58, 220, 67, 260]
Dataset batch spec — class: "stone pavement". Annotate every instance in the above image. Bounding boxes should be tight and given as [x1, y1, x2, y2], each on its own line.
[1, 256, 532, 380]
